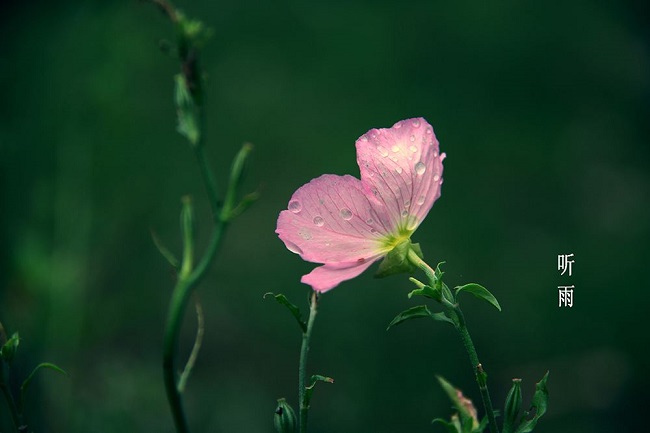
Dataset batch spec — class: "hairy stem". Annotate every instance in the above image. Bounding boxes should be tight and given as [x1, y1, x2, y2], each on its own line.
[298, 291, 319, 433]
[454, 306, 500, 433]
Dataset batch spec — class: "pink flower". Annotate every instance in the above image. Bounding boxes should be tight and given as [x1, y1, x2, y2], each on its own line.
[276, 118, 445, 292]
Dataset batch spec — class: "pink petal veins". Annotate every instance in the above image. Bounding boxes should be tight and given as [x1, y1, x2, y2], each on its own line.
[276, 174, 391, 265]
[356, 117, 445, 234]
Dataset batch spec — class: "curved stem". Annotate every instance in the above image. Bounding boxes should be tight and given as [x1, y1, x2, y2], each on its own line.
[163, 220, 226, 433]
[298, 291, 319, 433]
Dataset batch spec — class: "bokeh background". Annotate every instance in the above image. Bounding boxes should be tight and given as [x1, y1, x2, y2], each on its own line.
[1, 0, 648, 432]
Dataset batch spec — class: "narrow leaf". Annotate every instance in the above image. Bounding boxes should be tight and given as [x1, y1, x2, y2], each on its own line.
[20, 362, 67, 411]
[386, 305, 433, 330]
[455, 283, 501, 312]
[264, 292, 306, 333]
[514, 371, 549, 433]
[432, 417, 460, 433]
[304, 374, 334, 407]
[150, 230, 180, 269]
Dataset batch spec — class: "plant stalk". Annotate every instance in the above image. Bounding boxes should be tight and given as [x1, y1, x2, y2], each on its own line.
[298, 291, 319, 433]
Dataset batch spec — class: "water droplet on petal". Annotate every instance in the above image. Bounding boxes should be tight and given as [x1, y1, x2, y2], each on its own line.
[401, 210, 408, 217]
[433, 151, 439, 157]
[426, 127, 433, 135]
[377, 146, 388, 157]
[416, 195, 425, 205]
[361, 135, 368, 142]
[412, 119, 421, 127]
[370, 228, 378, 234]
[404, 200, 411, 208]
[288, 200, 302, 213]
[299, 229, 312, 240]
[340, 208, 353, 220]
[286, 241, 303, 255]
[395, 167, 403, 174]
[409, 145, 417, 153]
[410, 135, 415, 142]
[433, 174, 440, 182]
[393, 121, 402, 129]
[391, 145, 400, 153]
[415, 162, 426, 175]
[313, 216, 324, 227]
[389, 155, 398, 162]
[366, 218, 374, 225]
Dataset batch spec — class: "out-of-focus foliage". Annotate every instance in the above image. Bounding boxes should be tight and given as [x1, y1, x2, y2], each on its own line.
[1, 0, 648, 432]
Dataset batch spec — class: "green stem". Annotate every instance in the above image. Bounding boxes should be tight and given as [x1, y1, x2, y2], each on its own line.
[406, 250, 500, 433]
[298, 291, 319, 433]
[163, 219, 226, 433]
[1, 365, 22, 431]
[454, 306, 500, 433]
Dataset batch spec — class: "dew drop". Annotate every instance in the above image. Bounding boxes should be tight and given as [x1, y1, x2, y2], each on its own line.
[409, 145, 417, 153]
[313, 216, 324, 227]
[433, 174, 440, 182]
[389, 155, 399, 162]
[395, 167, 403, 174]
[288, 200, 302, 213]
[366, 218, 374, 225]
[404, 200, 411, 208]
[416, 195, 425, 205]
[391, 145, 400, 153]
[286, 241, 303, 255]
[401, 210, 408, 217]
[340, 208, 353, 220]
[370, 228, 378, 234]
[426, 127, 433, 135]
[393, 121, 402, 129]
[433, 151, 439, 157]
[299, 229, 312, 240]
[377, 146, 388, 157]
[361, 135, 368, 142]
[410, 135, 416, 142]
[415, 162, 426, 175]
[412, 119, 421, 127]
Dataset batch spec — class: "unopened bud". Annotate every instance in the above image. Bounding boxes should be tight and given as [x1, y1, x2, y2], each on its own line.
[274, 398, 297, 433]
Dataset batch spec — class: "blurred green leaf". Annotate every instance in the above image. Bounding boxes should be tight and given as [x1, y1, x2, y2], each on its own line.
[264, 293, 306, 333]
[515, 372, 549, 433]
[432, 417, 460, 433]
[387, 305, 455, 330]
[455, 283, 501, 312]
[1, 332, 20, 362]
[150, 230, 180, 269]
[174, 74, 200, 146]
[20, 362, 67, 410]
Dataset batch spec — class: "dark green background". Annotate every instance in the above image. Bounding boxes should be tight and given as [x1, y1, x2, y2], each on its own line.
[1, 0, 648, 432]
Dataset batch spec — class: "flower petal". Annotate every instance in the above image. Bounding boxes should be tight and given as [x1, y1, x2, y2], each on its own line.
[276, 174, 391, 264]
[300, 258, 381, 292]
[356, 117, 445, 234]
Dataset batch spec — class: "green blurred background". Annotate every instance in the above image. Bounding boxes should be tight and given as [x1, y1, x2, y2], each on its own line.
[1, 0, 648, 432]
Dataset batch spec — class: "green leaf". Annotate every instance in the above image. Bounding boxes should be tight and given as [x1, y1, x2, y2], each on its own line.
[387, 305, 455, 330]
[304, 374, 334, 408]
[1, 332, 19, 362]
[503, 379, 522, 433]
[174, 74, 200, 146]
[407, 278, 441, 301]
[20, 362, 67, 411]
[455, 283, 501, 312]
[514, 371, 549, 433]
[432, 417, 460, 433]
[432, 261, 446, 290]
[150, 230, 180, 269]
[264, 293, 307, 333]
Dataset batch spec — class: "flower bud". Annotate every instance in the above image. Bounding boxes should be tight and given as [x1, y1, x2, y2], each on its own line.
[1, 332, 20, 363]
[274, 398, 297, 433]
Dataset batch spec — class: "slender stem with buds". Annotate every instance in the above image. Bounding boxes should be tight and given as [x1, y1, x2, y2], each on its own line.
[298, 291, 319, 433]
[407, 250, 500, 433]
[1, 364, 23, 432]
